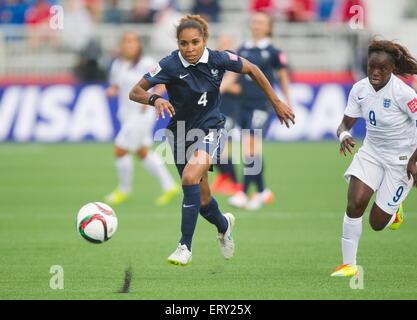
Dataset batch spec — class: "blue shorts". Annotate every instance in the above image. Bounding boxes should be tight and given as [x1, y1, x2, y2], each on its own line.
[170, 129, 227, 177]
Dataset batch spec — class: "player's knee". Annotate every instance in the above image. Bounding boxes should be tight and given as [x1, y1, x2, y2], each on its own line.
[137, 148, 148, 160]
[115, 146, 128, 158]
[369, 219, 385, 231]
[181, 173, 200, 186]
[347, 197, 367, 217]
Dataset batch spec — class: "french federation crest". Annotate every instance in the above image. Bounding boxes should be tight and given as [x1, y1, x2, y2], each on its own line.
[211, 69, 219, 79]
[383, 98, 391, 108]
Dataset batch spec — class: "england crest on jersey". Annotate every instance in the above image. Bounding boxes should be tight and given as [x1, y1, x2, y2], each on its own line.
[383, 98, 391, 108]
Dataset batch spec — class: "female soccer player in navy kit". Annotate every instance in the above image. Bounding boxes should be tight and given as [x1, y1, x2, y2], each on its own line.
[228, 12, 292, 210]
[331, 40, 417, 277]
[129, 15, 294, 266]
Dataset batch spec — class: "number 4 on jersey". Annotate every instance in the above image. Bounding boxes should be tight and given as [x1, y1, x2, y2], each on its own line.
[198, 92, 208, 107]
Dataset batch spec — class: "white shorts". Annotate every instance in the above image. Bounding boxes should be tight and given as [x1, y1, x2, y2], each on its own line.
[344, 146, 414, 215]
[115, 111, 155, 152]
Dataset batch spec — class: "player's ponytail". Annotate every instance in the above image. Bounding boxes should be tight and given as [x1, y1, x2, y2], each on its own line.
[368, 40, 417, 76]
[176, 15, 209, 41]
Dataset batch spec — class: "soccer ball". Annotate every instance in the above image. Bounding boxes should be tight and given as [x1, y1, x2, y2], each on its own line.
[76, 202, 118, 244]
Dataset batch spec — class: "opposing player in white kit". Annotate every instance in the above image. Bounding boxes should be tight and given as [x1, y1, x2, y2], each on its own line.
[105, 32, 180, 206]
[332, 40, 417, 277]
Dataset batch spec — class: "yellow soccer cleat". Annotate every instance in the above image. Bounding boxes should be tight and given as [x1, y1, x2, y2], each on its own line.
[156, 185, 180, 206]
[331, 264, 359, 277]
[104, 189, 130, 206]
[389, 203, 404, 230]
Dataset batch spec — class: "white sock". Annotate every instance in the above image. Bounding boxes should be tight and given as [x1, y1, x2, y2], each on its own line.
[342, 213, 362, 265]
[115, 154, 133, 193]
[384, 212, 397, 229]
[142, 151, 176, 191]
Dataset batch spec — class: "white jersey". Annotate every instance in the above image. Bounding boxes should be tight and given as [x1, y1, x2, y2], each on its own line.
[345, 74, 417, 165]
[109, 56, 156, 121]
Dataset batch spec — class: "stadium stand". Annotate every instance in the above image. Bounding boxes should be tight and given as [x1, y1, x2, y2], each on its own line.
[0, 0, 415, 81]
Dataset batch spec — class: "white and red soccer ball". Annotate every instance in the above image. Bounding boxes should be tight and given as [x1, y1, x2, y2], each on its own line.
[76, 202, 118, 244]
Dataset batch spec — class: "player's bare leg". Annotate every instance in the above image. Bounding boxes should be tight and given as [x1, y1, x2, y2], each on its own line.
[369, 203, 401, 231]
[346, 176, 374, 218]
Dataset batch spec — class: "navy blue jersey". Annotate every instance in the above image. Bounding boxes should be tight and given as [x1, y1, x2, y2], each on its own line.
[237, 38, 286, 109]
[144, 48, 243, 141]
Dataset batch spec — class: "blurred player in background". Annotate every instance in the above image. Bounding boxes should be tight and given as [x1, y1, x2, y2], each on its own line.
[228, 12, 291, 210]
[332, 40, 417, 277]
[105, 32, 180, 206]
[210, 34, 243, 196]
[129, 15, 294, 266]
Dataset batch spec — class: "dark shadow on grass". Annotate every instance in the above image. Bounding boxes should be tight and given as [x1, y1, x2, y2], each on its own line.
[118, 266, 133, 293]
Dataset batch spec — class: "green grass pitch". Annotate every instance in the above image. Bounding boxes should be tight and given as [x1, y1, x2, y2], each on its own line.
[0, 142, 416, 300]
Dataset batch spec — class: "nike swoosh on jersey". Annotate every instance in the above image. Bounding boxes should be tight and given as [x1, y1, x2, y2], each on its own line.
[183, 204, 195, 208]
[179, 74, 189, 79]
[358, 97, 365, 101]
[387, 203, 399, 207]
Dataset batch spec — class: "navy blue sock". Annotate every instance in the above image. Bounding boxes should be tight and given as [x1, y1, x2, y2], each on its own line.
[243, 174, 251, 193]
[254, 158, 265, 192]
[200, 197, 228, 234]
[180, 184, 201, 250]
[243, 162, 254, 194]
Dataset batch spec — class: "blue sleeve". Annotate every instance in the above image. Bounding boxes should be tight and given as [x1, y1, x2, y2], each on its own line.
[143, 56, 172, 86]
[271, 48, 287, 70]
[216, 50, 243, 73]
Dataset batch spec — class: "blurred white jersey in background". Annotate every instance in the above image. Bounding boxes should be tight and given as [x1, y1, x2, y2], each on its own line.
[109, 56, 156, 122]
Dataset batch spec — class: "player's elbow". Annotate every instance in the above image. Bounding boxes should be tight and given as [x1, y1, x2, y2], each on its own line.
[241, 59, 259, 77]
[129, 87, 138, 102]
[247, 62, 260, 77]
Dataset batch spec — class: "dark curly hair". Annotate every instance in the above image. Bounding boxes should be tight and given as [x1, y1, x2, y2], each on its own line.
[368, 40, 417, 76]
[176, 15, 209, 41]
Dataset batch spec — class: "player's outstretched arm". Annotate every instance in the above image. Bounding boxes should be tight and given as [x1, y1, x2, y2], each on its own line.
[337, 115, 357, 156]
[407, 148, 417, 187]
[277, 68, 291, 106]
[239, 58, 295, 128]
[129, 78, 175, 119]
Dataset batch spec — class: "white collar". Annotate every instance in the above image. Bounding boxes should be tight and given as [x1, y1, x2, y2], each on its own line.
[178, 47, 209, 67]
[244, 38, 271, 49]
